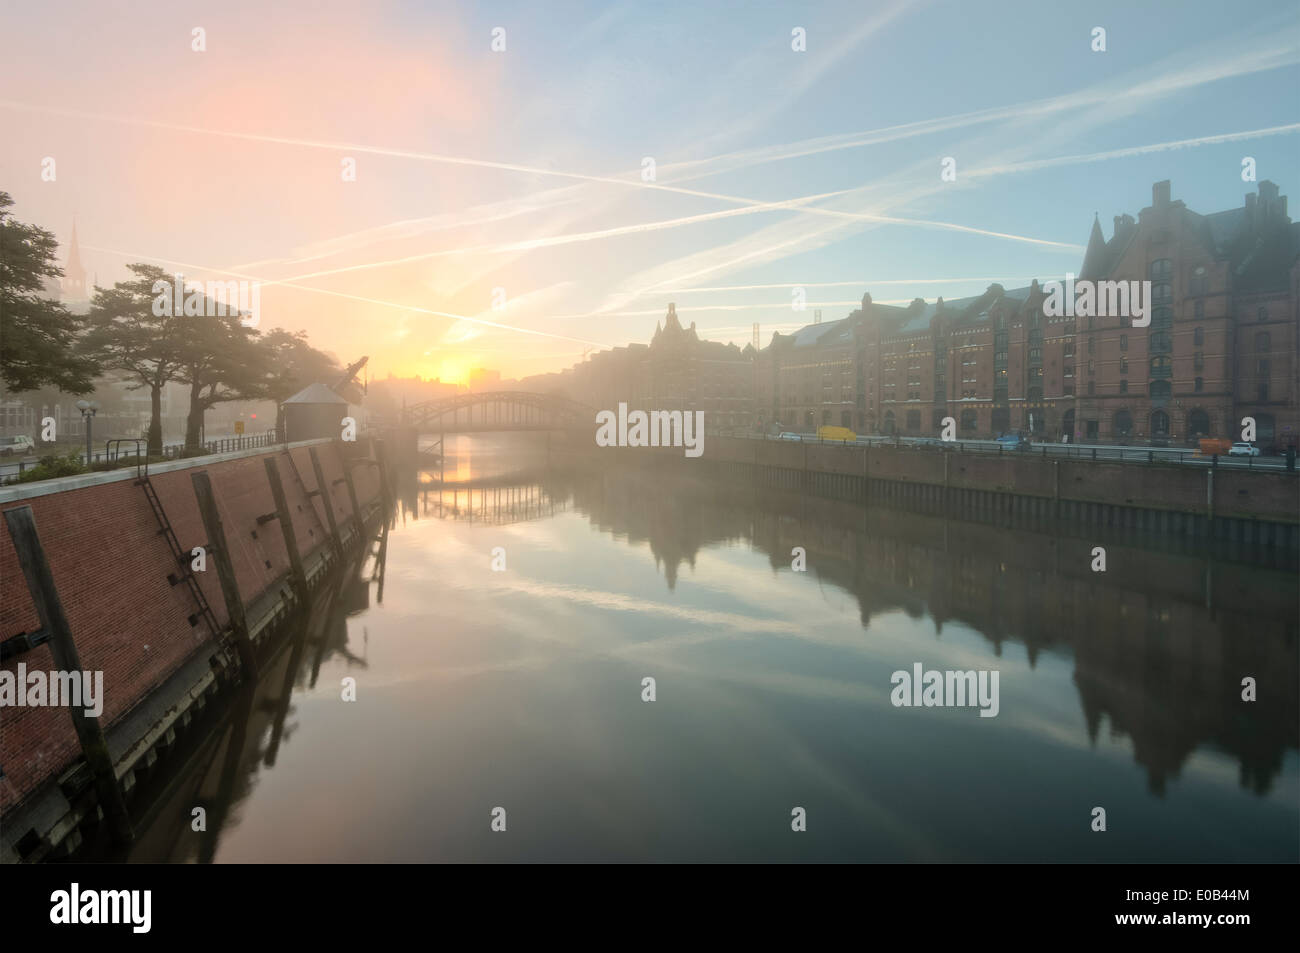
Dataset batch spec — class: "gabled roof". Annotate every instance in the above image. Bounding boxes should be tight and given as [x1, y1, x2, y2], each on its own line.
[285, 382, 349, 405]
[791, 317, 852, 348]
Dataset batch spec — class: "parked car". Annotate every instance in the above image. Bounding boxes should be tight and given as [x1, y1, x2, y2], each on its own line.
[1228, 442, 1261, 457]
[0, 435, 36, 457]
[776, 432, 803, 441]
[995, 432, 1032, 451]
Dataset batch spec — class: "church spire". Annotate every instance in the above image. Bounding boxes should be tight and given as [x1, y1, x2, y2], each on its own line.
[63, 218, 87, 300]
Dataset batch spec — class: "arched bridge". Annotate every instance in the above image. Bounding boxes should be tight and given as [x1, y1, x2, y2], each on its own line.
[400, 391, 595, 433]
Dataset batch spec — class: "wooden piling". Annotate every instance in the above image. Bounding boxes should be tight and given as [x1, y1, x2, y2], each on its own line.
[308, 446, 343, 558]
[264, 456, 309, 606]
[191, 471, 258, 677]
[2, 505, 135, 846]
[341, 450, 363, 538]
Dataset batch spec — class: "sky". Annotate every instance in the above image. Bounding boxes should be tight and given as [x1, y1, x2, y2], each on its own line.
[2, 0, 1298, 385]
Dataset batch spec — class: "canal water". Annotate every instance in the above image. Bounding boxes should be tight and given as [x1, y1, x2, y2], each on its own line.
[104, 434, 1299, 863]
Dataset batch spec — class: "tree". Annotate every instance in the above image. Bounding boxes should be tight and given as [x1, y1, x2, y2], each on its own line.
[83, 263, 187, 455]
[255, 329, 341, 440]
[0, 191, 97, 394]
[174, 309, 266, 451]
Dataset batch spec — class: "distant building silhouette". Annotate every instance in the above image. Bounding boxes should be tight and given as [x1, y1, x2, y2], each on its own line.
[523, 302, 754, 431]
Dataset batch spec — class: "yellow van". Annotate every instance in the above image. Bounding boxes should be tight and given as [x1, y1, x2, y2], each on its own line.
[816, 425, 856, 442]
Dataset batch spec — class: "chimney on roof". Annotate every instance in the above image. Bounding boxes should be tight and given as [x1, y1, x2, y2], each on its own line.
[861, 292, 872, 309]
[1153, 180, 1171, 207]
[1255, 181, 1288, 223]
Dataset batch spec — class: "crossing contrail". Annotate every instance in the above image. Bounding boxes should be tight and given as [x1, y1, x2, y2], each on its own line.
[964, 123, 1300, 179]
[0, 99, 1079, 254]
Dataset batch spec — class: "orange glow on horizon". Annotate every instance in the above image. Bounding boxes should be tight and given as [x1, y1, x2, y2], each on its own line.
[436, 358, 471, 387]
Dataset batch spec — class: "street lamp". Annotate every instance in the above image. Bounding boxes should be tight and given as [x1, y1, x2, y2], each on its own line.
[76, 399, 99, 465]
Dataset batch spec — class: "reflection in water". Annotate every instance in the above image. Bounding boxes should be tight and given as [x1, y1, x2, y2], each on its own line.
[81, 435, 1299, 863]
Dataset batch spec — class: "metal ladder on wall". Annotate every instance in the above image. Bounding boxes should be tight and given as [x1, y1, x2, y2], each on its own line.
[114, 439, 223, 643]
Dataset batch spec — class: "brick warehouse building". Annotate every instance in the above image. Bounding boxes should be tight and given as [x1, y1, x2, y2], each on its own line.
[1074, 179, 1298, 448]
[755, 179, 1298, 448]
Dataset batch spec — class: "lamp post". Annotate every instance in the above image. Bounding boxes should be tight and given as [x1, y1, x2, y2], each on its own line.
[76, 399, 99, 465]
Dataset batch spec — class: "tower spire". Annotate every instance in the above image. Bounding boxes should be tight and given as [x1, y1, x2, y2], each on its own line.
[62, 217, 87, 301]
[1079, 213, 1107, 280]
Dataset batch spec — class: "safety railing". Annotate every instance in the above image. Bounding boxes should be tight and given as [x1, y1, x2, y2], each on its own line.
[713, 431, 1296, 471]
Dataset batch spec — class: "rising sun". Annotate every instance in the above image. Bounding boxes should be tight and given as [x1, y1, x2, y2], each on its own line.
[436, 358, 470, 387]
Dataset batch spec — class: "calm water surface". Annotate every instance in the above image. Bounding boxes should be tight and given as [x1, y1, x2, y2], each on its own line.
[121, 434, 1299, 863]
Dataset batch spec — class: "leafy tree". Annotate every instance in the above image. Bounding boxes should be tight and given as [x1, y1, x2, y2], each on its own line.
[256, 328, 341, 440]
[83, 263, 188, 455]
[174, 308, 266, 451]
[0, 191, 97, 394]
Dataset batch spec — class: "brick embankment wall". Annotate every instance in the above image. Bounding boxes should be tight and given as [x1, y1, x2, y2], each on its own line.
[0, 439, 382, 816]
[654, 435, 1298, 526]
[549, 431, 1298, 543]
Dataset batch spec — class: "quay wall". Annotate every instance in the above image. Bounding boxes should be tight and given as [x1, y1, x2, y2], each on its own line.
[0, 439, 384, 818]
[551, 433, 1299, 547]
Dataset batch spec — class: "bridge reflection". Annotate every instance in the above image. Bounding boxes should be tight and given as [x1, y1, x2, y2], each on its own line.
[396, 438, 573, 523]
[410, 479, 568, 524]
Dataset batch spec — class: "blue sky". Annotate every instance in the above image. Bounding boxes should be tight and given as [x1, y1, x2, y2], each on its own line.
[1, 0, 1297, 380]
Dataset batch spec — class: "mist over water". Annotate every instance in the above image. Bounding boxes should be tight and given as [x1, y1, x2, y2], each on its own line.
[111, 435, 1299, 863]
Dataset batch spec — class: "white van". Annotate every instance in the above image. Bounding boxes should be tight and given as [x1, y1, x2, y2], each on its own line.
[0, 435, 36, 457]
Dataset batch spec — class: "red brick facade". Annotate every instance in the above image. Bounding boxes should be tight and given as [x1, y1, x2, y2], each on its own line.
[513, 181, 1297, 448]
[755, 181, 1298, 448]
